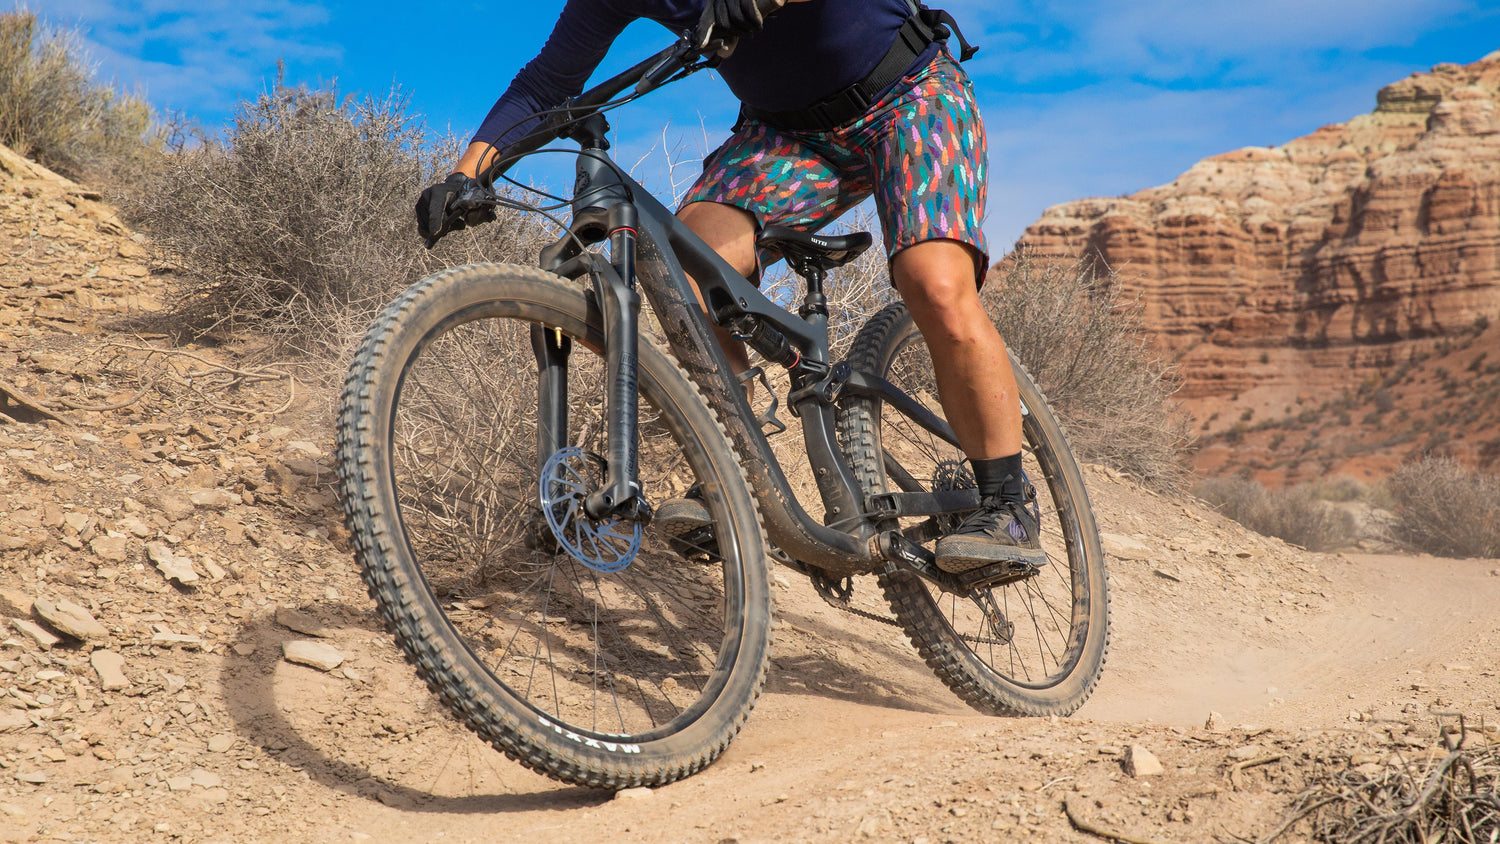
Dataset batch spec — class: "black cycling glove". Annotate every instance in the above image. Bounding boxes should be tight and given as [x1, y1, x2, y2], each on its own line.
[416, 173, 467, 240]
[416, 172, 495, 240]
[703, 0, 767, 39]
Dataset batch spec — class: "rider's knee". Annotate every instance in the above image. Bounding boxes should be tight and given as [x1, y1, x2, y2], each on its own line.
[679, 202, 758, 278]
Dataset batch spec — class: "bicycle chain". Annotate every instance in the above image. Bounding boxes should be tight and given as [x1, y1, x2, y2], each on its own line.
[806, 569, 1014, 646]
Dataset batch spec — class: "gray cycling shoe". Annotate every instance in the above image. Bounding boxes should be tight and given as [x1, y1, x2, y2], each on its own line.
[655, 487, 718, 558]
[934, 497, 1046, 573]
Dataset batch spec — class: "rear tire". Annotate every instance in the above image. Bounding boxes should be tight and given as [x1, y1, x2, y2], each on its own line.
[336, 263, 772, 787]
[837, 303, 1109, 715]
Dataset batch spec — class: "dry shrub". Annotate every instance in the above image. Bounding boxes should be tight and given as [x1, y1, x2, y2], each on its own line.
[1196, 477, 1357, 552]
[1269, 724, 1499, 843]
[0, 9, 159, 183]
[1385, 457, 1500, 559]
[985, 250, 1191, 490]
[125, 73, 551, 360]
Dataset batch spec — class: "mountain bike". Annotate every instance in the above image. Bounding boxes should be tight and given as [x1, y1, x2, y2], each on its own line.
[335, 8, 1108, 790]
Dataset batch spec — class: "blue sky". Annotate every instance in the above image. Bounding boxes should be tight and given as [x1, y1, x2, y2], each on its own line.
[23, 0, 1500, 250]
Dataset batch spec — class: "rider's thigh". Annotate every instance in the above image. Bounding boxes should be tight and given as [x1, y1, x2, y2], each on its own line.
[678, 201, 759, 278]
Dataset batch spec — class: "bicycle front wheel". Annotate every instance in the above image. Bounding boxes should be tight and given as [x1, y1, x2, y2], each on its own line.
[837, 303, 1109, 716]
[336, 263, 772, 788]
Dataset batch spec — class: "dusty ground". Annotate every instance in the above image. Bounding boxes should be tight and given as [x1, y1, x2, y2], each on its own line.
[2, 147, 1499, 844]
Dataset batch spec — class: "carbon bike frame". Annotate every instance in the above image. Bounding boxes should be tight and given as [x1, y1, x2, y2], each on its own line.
[525, 109, 988, 587]
[479, 36, 986, 588]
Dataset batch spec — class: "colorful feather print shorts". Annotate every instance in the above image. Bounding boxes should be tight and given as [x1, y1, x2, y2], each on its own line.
[681, 51, 989, 282]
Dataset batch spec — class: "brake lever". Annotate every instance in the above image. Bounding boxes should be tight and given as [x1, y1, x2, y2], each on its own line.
[425, 181, 496, 251]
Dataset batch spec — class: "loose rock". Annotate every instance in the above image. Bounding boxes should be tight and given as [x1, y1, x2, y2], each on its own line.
[0, 588, 33, 617]
[90, 650, 130, 691]
[11, 618, 61, 650]
[188, 488, 241, 510]
[282, 640, 344, 671]
[615, 787, 654, 801]
[147, 542, 200, 586]
[90, 535, 129, 562]
[153, 490, 195, 521]
[1123, 745, 1165, 777]
[275, 605, 329, 637]
[0, 709, 30, 733]
[1101, 533, 1153, 561]
[33, 597, 108, 641]
[151, 632, 204, 649]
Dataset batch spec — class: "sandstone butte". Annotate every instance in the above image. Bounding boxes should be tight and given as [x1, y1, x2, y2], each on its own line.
[1009, 52, 1500, 483]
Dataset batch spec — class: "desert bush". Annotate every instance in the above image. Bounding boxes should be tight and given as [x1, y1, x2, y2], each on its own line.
[1385, 457, 1500, 558]
[1196, 477, 1357, 552]
[1309, 475, 1367, 503]
[0, 9, 158, 182]
[983, 251, 1191, 489]
[126, 74, 551, 359]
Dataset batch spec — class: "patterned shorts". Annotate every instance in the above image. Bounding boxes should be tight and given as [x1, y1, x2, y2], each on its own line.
[680, 51, 989, 281]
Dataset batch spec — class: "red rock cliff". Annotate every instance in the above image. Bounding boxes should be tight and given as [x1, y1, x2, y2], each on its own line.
[1012, 53, 1500, 422]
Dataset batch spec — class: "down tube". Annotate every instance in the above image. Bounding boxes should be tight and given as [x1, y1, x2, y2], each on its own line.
[630, 210, 873, 576]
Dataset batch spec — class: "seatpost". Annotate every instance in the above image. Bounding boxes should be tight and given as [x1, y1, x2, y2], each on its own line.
[798, 262, 829, 322]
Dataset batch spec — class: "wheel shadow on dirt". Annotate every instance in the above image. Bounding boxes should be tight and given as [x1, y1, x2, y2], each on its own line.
[217, 604, 607, 815]
[217, 597, 956, 812]
[760, 604, 954, 715]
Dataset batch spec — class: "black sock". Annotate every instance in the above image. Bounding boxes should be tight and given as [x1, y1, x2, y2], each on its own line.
[970, 453, 1025, 504]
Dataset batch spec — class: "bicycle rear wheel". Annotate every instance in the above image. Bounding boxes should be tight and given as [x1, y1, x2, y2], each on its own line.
[837, 303, 1109, 715]
[336, 263, 772, 788]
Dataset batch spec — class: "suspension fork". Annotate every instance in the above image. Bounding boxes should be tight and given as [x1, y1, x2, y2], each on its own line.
[584, 203, 647, 520]
[531, 324, 571, 470]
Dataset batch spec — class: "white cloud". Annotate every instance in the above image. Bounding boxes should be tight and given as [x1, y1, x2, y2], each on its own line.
[953, 0, 1481, 85]
[17, 0, 338, 116]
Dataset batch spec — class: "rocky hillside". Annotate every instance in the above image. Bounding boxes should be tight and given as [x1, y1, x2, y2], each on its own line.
[1, 143, 1498, 843]
[1012, 52, 1500, 484]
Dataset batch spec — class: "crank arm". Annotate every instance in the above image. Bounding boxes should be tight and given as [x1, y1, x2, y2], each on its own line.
[875, 531, 967, 595]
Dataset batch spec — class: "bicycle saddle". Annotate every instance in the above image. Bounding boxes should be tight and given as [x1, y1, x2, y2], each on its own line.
[757, 225, 873, 272]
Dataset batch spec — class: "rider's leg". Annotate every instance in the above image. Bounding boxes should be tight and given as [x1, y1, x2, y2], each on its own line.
[893, 241, 1044, 572]
[654, 201, 759, 545]
[891, 239, 1021, 460]
[677, 200, 756, 378]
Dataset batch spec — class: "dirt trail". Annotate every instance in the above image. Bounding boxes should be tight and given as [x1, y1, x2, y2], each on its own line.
[1, 147, 1497, 842]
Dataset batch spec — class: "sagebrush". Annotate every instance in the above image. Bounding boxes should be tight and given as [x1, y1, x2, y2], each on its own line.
[0, 9, 158, 183]
[985, 250, 1191, 490]
[126, 74, 551, 359]
[1385, 457, 1500, 558]
[1196, 477, 1357, 552]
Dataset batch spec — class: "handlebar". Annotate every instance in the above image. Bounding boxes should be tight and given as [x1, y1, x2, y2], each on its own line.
[429, 0, 787, 248]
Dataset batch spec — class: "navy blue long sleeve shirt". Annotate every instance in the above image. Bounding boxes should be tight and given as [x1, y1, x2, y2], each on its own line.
[472, 0, 936, 149]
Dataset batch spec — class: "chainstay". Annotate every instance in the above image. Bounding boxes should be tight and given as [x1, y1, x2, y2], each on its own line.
[818, 591, 900, 627]
[818, 590, 1011, 645]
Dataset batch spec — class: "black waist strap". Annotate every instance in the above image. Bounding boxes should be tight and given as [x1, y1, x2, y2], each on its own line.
[740, 8, 978, 133]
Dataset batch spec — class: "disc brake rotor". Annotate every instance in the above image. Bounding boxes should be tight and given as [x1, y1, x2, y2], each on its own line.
[539, 447, 642, 573]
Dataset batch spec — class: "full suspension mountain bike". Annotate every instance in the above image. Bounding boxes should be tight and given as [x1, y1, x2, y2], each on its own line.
[335, 8, 1108, 790]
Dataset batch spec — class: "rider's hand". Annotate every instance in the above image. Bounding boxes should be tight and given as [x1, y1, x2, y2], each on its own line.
[415, 173, 494, 241]
[703, 0, 768, 39]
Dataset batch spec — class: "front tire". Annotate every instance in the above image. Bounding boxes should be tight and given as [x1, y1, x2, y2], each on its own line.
[336, 264, 772, 787]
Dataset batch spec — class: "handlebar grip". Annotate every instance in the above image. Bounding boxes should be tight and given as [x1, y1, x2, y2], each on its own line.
[756, 0, 787, 15]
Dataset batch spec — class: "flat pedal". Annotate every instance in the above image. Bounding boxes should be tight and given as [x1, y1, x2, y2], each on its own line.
[957, 558, 1042, 591]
